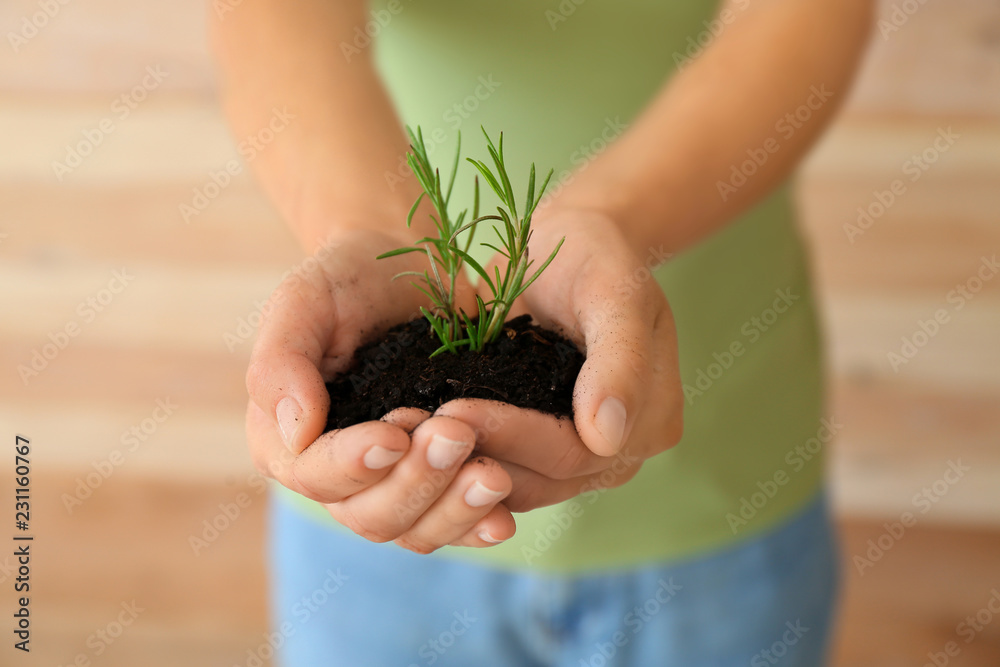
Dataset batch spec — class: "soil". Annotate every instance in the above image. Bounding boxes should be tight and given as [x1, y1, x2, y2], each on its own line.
[323, 314, 584, 431]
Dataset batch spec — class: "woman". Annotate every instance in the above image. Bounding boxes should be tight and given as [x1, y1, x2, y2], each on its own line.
[211, 0, 872, 664]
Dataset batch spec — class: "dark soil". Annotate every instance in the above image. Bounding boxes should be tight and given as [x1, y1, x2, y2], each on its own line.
[323, 314, 584, 431]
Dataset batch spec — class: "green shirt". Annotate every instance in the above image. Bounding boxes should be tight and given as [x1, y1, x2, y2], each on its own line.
[280, 0, 826, 573]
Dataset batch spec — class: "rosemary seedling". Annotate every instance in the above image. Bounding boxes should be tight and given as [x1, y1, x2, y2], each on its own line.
[377, 126, 564, 357]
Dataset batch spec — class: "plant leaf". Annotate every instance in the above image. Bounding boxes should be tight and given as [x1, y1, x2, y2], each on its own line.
[465, 176, 481, 254]
[450, 247, 496, 296]
[405, 192, 425, 229]
[481, 242, 509, 258]
[466, 158, 505, 202]
[375, 246, 422, 259]
[516, 236, 565, 297]
[524, 163, 535, 220]
[425, 245, 447, 294]
[430, 338, 470, 358]
[390, 270, 427, 281]
[450, 214, 500, 244]
[459, 309, 478, 351]
[444, 131, 461, 206]
[475, 295, 489, 350]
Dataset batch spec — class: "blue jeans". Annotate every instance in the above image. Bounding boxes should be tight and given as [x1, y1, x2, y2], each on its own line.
[267, 492, 839, 667]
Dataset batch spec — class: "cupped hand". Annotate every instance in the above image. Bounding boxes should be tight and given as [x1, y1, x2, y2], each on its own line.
[436, 208, 683, 512]
[245, 229, 515, 553]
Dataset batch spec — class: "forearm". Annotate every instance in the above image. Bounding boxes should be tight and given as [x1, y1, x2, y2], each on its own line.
[208, 0, 422, 253]
[553, 0, 873, 255]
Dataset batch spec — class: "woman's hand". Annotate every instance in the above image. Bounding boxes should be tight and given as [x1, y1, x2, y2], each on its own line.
[245, 229, 516, 553]
[436, 208, 684, 512]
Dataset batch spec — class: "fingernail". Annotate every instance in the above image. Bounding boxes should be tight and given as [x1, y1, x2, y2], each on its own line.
[276, 397, 302, 452]
[363, 445, 405, 470]
[426, 434, 470, 470]
[478, 529, 505, 544]
[595, 396, 627, 452]
[464, 481, 506, 507]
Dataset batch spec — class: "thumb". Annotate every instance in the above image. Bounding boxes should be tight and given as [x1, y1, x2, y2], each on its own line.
[571, 281, 668, 457]
[246, 286, 334, 455]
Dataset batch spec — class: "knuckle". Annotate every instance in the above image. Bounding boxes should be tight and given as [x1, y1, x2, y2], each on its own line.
[464, 456, 512, 491]
[266, 446, 296, 478]
[611, 462, 642, 487]
[326, 500, 404, 544]
[591, 460, 641, 491]
[503, 484, 547, 514]
[356, 527, 396, 544]
[245, 359, 271, 397]
[549, 444, 594, 480]
[335, 508, 398, 544]
[251, 451, 274, 479]
[624, 347, 653, 385]
[394, 536, 438, 555]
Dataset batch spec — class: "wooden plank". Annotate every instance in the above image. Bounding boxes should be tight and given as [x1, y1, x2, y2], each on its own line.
[0, 472, 269, 667]
[846, 0, 1000, 117]
[0, 0, 213, 94]
[0, 261, 289, 352]
[822, 294, 1000, 390]
[0, 182, 300, 269]
[0, 99, 247, 184]
[833, 519, 1000, 667]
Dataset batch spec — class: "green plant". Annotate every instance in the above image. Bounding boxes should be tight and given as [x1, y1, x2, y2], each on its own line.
[377, 126, 564, 357]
